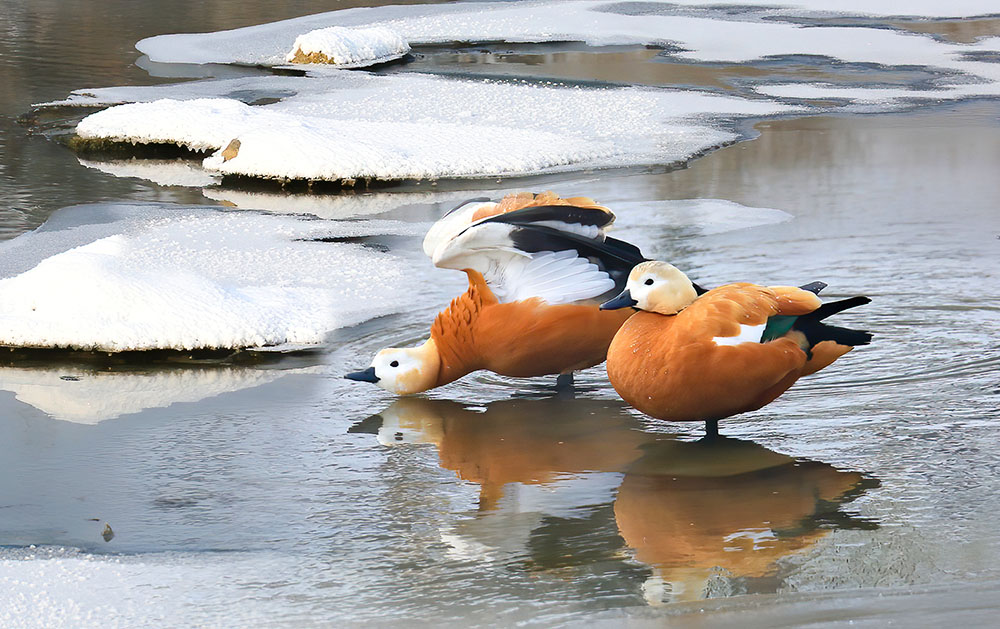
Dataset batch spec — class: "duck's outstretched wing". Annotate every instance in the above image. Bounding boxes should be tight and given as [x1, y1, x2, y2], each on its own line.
[430, 202, 644, 305]
[422, 193, 613, 259]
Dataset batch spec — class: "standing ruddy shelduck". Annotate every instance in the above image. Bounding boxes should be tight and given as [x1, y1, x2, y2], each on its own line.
[600, 261, 871, 433]
[345, 192, 673, 394]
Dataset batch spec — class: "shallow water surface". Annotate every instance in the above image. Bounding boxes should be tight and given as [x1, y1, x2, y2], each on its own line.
[1, 1, 1000, 627]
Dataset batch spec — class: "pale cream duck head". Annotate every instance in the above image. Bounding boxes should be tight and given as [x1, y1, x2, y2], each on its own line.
[345, 338, 440, 395]
[600, 261, 698, 315]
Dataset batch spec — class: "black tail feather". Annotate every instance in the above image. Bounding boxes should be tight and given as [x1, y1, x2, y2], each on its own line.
[794, 296, 872, 348]
[810, 296, 872, 321]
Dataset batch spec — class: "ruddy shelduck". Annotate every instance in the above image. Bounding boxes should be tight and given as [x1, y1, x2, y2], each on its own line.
[346, 192, 672, 394]
[601, 261, 871, 432]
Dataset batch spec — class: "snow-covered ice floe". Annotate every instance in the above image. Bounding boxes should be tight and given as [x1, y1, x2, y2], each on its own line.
[68, 73, 792, 183]
[0, 203, 418, 352]
[286, 26, 409, 67]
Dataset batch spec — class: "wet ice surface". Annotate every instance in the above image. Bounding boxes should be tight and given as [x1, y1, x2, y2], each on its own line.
[3, 2, 1000, 627]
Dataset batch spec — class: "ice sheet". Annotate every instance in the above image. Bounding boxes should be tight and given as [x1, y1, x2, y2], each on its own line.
[135, 1, 1000, 67]
[0, 203, 418, 351]
[0, 547, 300, 629]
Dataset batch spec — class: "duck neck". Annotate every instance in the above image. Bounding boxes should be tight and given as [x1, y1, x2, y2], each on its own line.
[430, 270, 496, 385]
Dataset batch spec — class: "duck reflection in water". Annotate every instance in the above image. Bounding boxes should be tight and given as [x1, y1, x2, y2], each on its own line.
[616, 437, 879, 602]
[351, 397, 879, 602]
[352, 396, 655, 510]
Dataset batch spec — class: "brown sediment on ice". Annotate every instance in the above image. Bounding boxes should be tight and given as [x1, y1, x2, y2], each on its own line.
[285, 48, 411, 68]
[218, 173, 406, 192]
[890, 17, 1000, 44]
[287, 49, 338, 65]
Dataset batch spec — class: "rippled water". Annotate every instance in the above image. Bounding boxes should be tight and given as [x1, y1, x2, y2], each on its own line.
[1, 1, 1000, 626]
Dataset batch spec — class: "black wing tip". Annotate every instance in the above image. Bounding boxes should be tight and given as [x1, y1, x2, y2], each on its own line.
[482, 204, 614, 229]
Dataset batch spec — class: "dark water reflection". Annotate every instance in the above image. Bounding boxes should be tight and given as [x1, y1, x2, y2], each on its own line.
[354, 397, 878, 603]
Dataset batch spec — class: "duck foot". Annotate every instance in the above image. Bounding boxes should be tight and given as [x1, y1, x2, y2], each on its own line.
[704, 419, 720, 440]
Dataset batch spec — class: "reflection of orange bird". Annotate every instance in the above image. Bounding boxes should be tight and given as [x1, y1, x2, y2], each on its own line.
[361, 396, 657, 510]
[601, 261, 871, 429]
[614, 437, 877, 602]
[346, 192, 648, 394]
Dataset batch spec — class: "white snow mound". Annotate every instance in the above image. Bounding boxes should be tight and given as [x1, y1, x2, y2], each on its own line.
[76, 98, 253, 152]
[286, 26, 409, 67]
[0, 203, 417, 352]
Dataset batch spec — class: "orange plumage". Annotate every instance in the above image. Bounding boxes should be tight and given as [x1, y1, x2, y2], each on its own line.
[606, 282, 867, 422]
[431, 269, 632, 387]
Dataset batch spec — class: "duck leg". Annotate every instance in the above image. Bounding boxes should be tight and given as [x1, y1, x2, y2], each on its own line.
[555, 372, 575, 393]
[704, 419, 719, 440]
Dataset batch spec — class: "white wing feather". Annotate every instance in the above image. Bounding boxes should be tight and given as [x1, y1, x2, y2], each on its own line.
[432, 223, 614, 305]
[422, 200, 496, 258]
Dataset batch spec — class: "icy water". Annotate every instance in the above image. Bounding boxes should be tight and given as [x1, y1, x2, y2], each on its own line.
[2, 1, 1000, 627]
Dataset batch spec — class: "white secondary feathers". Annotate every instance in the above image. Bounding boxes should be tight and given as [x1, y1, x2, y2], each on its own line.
[712, 323, 767, 346]
[491, 250, 615, 305]
[421, 200, 496, 258]
[426, 206, 615, 306]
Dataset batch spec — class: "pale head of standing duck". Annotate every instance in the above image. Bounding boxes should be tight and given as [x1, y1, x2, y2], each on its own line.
[600, 261, 699, 315]
[345, 338, 440, 395]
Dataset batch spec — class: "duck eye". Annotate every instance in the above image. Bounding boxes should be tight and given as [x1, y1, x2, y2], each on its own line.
[644, 278, 654, 286]
[390, 360, 399, 368]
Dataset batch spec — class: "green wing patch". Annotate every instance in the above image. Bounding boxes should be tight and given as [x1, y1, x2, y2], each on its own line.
[761, 315, 797, 343]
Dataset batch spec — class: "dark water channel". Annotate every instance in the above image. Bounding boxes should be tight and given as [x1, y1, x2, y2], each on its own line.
[1, 1, 999, 626]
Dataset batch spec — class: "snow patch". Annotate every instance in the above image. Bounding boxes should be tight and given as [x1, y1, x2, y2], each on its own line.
[76, 98, 255, 152]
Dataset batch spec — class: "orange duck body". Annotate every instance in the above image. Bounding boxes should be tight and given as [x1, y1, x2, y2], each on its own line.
[431, 270, 633, 387]
[607, 283, 857, 422]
